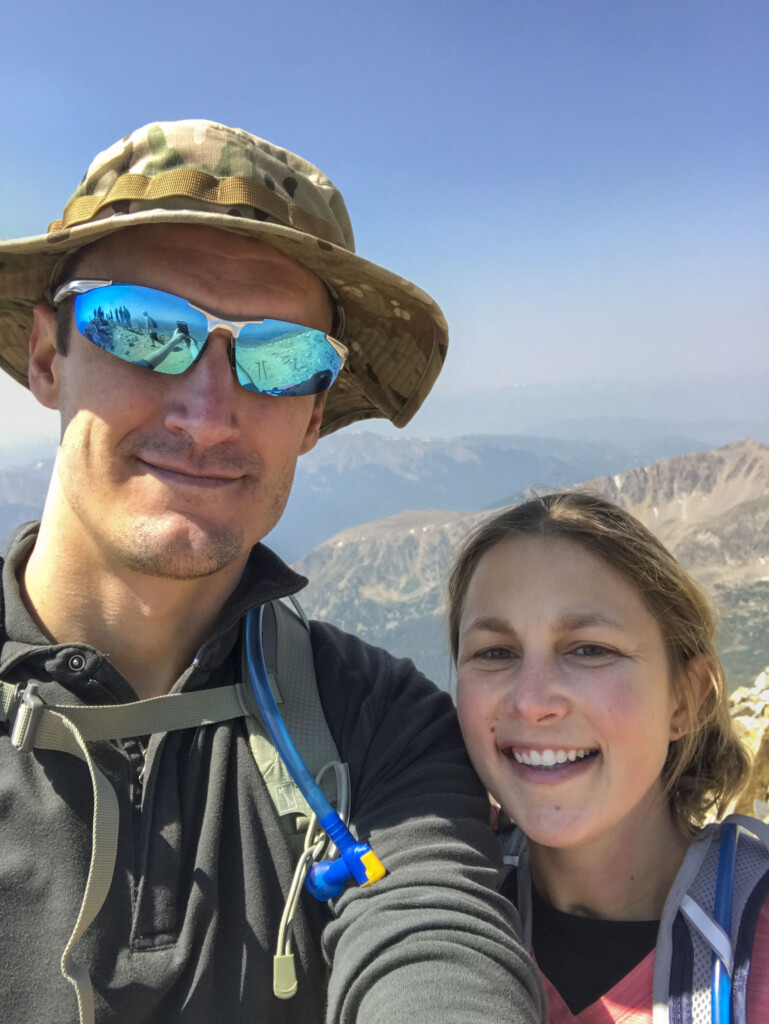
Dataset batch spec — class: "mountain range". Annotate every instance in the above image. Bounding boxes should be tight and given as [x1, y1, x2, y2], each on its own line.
[1, 434, 765, 690]
[294, 439, 769, 692]
[267, 430, 714, 560]
[0, 459, 54, 549]
[0, 434, 713, 559]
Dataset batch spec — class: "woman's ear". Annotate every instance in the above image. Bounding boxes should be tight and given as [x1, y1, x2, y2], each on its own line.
[28, 302, 61, 410]
[670, 654, 713, 739]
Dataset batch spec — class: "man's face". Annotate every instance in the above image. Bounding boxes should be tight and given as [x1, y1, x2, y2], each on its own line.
[30, 224, 330, 580]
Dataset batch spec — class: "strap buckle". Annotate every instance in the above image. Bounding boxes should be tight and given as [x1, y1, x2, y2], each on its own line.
[10, 683, 46, 753]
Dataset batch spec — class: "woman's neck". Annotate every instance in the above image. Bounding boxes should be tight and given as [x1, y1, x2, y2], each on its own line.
[527, 801, 691, 921]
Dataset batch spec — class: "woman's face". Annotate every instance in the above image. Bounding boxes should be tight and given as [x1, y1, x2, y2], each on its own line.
[455, 535, 685, 852]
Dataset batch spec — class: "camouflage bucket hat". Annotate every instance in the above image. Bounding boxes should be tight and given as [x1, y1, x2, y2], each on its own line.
[0, 119, 448, 436]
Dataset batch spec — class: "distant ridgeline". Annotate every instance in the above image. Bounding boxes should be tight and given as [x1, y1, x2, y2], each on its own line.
[0, 439, 766, 691]
[0, 459, 53, 547]
[294, 439, 769, 693]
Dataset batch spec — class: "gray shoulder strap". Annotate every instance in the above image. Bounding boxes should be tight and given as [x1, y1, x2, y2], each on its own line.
[653, 818, 769, 1024]
[653, 827, 715, 1024]
[243, 598, 342, 855]
[499, 826, 533, 950]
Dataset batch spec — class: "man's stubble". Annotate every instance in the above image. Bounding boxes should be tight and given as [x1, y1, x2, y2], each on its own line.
[56, 428, 295, 582]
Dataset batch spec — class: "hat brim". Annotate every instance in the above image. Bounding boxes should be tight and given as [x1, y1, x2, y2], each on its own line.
[0, 208, 448, 437]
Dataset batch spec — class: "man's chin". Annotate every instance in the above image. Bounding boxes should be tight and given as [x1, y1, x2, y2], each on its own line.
[116, 519, 246, 580]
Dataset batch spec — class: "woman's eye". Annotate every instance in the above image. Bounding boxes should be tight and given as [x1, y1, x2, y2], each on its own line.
[570, 644, 614, 658]
[477, 646, 514, 661]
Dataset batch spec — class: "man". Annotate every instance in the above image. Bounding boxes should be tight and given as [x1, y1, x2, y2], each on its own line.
[0, 120, 544, 1023]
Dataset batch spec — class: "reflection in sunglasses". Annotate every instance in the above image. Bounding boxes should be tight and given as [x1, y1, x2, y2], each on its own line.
[57, 279, 347, 396]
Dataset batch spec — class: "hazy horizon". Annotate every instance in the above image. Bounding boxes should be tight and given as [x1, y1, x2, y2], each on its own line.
[2, 368, 767, 466]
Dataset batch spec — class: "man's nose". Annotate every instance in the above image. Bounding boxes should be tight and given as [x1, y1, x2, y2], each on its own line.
[503, 656, 570, 725]
[163, 330, 241, 446]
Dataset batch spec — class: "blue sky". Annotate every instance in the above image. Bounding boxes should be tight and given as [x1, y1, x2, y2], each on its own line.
[1, 0, 766, 441]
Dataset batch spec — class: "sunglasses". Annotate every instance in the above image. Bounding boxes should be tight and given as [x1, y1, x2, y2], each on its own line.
[52, 280, 347, 397]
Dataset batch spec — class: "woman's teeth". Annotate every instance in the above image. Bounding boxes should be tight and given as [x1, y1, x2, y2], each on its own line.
[512, 748, 597, 767]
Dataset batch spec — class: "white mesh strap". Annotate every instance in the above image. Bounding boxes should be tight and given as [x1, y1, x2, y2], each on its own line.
[680, 893, 734, 975]
[1, 680, 251, 1024]
[652, 829, 715, 1024]
[723, 812, 769, 850]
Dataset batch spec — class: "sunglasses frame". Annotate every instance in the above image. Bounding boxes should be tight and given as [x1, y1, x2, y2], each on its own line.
[52, 278, 348, 394]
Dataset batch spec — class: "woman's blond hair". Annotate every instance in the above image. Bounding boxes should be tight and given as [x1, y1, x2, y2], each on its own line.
[447, 490, 750, 835]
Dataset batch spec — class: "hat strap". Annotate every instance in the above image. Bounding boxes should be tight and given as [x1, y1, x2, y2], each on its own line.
[50, 168, 342, 245]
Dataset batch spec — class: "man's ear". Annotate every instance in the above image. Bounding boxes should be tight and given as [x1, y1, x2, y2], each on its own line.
[298, 393, 326, 455]
[670, 654, 713, 739]
[28, 302, 61, 410]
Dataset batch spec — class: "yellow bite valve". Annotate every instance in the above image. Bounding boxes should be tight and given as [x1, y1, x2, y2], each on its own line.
[360, 849, 386, 886]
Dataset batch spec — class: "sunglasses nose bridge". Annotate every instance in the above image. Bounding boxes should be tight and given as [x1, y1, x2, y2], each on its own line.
[203, 315, 242, 340]
[200, 317, 245, 371]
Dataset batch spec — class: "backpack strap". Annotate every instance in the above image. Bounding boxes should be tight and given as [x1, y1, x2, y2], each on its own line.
[723, 815, 769, 1024]
[243, 597, 341, 857]
[1, 678, 252, 1024]
[498, 825, 533, 950]
[653, 827, 716, 1024]
[654, 818, 769, 1024]
[0, 595, 341, 1024]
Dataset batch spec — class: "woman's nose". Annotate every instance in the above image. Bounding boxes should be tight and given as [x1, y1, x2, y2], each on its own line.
[503, 657, 570, 725]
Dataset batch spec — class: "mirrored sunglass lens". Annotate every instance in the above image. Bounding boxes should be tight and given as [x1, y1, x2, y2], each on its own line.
[235, 321, 343, 396]
[74, 284, 209, 374]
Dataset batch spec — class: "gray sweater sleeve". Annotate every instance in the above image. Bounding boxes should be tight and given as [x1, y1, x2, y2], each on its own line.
[310, 622, 546, 1024]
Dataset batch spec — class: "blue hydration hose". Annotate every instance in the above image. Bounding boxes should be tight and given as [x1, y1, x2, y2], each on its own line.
[245, 606, 386, 900]
[712, 822, 739, 1024]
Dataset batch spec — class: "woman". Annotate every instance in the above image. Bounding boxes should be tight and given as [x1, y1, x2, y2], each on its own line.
[448, 491, 769, 1024]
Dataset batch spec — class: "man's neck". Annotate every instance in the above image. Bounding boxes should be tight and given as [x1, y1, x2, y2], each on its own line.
[22, 516, 248, 700]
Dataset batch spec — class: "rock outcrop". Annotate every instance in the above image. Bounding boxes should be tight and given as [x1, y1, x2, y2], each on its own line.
[728, 667, 769, 820]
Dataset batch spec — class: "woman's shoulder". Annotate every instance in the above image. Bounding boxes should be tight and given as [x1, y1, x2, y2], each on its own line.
[747, 895, 769, 1021]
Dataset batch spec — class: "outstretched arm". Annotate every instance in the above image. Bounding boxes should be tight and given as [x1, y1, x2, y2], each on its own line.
[311, 622, 546, 1024]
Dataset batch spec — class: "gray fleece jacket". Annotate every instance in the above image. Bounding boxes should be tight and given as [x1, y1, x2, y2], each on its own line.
[0, 523, 544, 1023]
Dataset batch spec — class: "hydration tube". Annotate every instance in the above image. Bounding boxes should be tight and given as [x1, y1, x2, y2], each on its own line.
[245, 606, 386, 900]
[711, 822, 739, 1024]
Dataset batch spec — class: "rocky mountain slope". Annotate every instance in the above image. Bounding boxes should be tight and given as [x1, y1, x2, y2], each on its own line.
[295, 439, 769, 691]
[267, 431, 708, 560]
[587, 440, 769, 587]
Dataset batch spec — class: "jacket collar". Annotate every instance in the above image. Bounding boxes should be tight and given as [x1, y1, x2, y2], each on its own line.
[0, 520, 308, 685]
